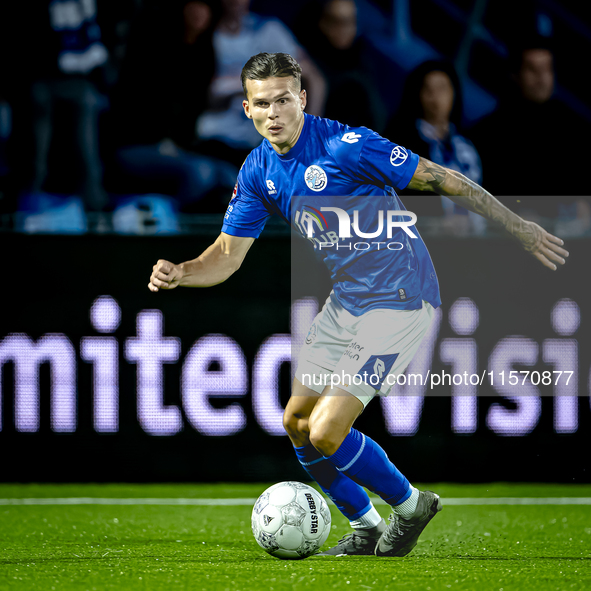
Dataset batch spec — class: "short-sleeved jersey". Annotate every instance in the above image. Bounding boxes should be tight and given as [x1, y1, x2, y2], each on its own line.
[222, 114, 441, 314]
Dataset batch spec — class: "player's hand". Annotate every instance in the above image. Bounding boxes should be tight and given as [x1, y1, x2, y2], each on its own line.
[516, 220, 569, 271]
[148, 259, 183, 292]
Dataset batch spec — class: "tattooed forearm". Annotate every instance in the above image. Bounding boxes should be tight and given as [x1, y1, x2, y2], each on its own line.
[407, 158, 448, 192]
[406, 157, 568, 270]
[408, 157, 522, 235]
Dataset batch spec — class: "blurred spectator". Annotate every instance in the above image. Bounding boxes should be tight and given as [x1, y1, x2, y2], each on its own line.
[295, 0, 386, 131]
[196, 0, 327, 167]
[5, 0, 111, 213]
[471, 35, 591, 232]
[0, 99, 11, 183]
[385, 60, 485, 235]
[94, 0, 143, 88]
[109, 0, 238, 211]
[0, 96, 11, 221]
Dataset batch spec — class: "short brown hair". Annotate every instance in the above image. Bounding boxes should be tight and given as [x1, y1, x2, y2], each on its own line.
[241, 52, 302, 97]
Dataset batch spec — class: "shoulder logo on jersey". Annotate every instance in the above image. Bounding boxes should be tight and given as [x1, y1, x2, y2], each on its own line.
[304, 165, 328, 192]
[390, 146, 408, 167]
[230, 182, 238, 201]
[266, 180, 277, 195]
[341, 132, 362, 144]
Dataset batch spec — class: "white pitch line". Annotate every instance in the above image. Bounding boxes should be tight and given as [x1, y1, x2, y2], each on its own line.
[0, 498, 254, 506]
[1, 497, 591, 506]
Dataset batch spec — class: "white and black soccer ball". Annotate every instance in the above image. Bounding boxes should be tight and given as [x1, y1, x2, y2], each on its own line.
[251, 481, 331, 559]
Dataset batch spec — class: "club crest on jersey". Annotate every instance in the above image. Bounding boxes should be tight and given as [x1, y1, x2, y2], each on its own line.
[304, 165, 328, 192]
[390, 146, 408, 167]
[266, 180, 277, 195]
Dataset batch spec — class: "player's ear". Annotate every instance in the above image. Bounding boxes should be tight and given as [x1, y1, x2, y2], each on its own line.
[300, 89, 307, 111]
[243, 99, 252, 119]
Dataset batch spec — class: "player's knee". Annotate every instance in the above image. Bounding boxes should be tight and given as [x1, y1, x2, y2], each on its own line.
[282, 409, 310, 446]
[308, 419, 345, 457]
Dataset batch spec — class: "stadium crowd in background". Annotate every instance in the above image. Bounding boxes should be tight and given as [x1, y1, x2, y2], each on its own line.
[292, 0, 387, 132]
[470, 35, 591, 235]
[384, 60, 485, 236]
[0, 0, 589, 233]
[108, 0, 238, 212]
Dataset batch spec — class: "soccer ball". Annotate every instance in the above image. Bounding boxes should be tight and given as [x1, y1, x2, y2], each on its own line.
[251, 481, 331, 559]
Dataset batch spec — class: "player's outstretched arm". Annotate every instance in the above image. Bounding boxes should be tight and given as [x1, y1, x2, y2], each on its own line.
[148, 232, 255, 292]
[407, 157, 569, 271]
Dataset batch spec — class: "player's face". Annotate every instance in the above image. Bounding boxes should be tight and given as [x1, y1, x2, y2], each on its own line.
[243, 77, 307, 154]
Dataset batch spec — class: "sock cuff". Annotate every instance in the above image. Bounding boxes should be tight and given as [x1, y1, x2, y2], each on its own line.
[350, 504, 383, 529]
[294, 443, 325, 466]
[386, 482, 413, 506]
[347, 501, 374, 522]
[327, 428, 365, 471]
[392, 485, 419, 516]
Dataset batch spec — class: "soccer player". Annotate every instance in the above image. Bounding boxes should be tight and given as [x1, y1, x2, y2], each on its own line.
[148, 53, 568, 557]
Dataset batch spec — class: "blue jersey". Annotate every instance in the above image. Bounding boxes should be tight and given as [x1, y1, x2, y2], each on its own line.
[222, 114, 441, 314]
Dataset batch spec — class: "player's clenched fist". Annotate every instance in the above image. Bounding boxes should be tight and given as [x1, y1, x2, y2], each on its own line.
[148, 259, 183, 292]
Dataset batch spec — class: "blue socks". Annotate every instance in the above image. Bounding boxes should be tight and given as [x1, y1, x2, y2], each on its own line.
[294, 428, 411, 522]
[326, 428, 411, 506]
[294, 443, 373, 521]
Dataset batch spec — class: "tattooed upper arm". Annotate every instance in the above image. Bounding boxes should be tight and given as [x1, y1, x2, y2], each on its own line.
[407, 157, 448, 193]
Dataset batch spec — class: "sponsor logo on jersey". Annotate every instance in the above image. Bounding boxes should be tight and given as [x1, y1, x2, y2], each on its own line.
[302, 206, 418, 239]
[266, 180, 277, 195]
[398, 288, 407, 300]
[224, 203, 234, 220]
[304, 165, 328, 192]
[390, 146, 408, 167]
[293, 204, 418, 251]
[295, 206, 327, 236]
[341, 132, 362, 144]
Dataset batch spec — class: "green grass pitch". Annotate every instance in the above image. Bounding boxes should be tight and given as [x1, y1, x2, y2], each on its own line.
[1, 483, 591, 590]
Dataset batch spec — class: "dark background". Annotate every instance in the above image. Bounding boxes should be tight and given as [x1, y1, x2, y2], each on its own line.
[1, 229, 589, 483]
